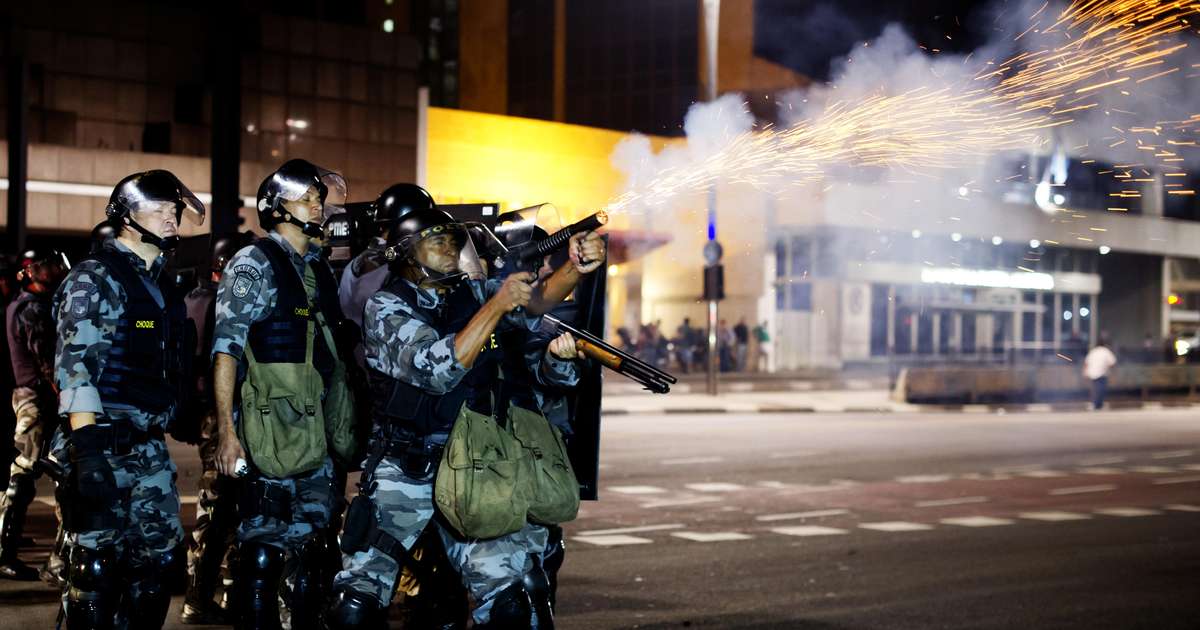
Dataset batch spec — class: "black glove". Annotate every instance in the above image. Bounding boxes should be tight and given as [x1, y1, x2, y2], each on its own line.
[68, 425, 120, 509]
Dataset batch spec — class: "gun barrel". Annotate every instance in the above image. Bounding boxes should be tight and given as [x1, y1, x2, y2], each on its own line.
[550, 314, 676, 392]
[519, 210, 609, 263]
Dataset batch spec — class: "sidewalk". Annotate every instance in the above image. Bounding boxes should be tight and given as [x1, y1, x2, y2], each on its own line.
[600, 386, 1200, 415]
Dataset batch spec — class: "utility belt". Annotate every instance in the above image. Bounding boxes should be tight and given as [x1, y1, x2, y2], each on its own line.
[383, 428, 449, 483]
[237, 478, 295, 523]
[86, 422, 167, 456]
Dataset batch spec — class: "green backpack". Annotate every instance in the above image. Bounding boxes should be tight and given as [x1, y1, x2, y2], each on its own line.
[435, 402, 531, 539]
[508, 405, 580, 525]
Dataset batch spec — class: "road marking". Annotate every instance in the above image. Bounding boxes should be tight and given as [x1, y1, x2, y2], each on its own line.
[1164, 504, 1200, 512]
[896, 474, 953, 483]
[960, 473, 1013, 481]
[1020, 511, 1092, 522]
[609, 485, 668, 495]
[1095, 507, 1163, 517]
[1151, 450, 1194, 459]
[639, 496, 722, 509]
[1049, 484, 1116, 495]
[940, 516, 1014, 527]
[1181, 464, 1200, 472]
[1026, 403, 1053, 412]
[577, 523, 685, 537]
[1128, 465, 1177, 474]
[1077, 456, 1126, 466]
[771, 525, 849, 537]
[756, 509, 850, 522]
[684, 482, 745, 493]
[859, 521, 934, 532]
[789, 381, 815, 391]
[757, 481, 791, 490]
[573, 535, 653, 546]
[915, 496, 989, 508]
[1021, 470, 1069, 478]
[661, 456, 724, 466]
[1152, 475, 1200, 485]
[729, 382, 755, 392]
[995, 464, 1051, 473]
[1077, 467, 1124, 475]
[671, 531, 753, 543]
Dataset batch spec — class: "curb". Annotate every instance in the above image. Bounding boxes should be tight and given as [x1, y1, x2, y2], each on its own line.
[599, 401, 1200, 416]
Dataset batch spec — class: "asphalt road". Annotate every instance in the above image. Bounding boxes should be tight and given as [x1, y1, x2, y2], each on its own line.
[2, 408, 1198, 629]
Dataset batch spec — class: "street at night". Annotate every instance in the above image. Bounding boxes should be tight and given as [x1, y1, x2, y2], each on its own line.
[3, 405, 1199, 628]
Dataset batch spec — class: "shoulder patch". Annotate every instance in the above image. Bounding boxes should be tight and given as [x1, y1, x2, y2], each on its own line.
[67, 282, 100, 319]
[230, 265, 263, 300]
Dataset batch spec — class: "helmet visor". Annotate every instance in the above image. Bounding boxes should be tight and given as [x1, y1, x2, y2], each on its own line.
[115, 170, 206, 226]
[407, 223, 486, 285]
[494, 203, 562, 251]
[272, 165, 348, 220]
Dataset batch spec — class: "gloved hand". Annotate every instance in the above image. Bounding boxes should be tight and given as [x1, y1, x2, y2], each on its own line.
[68, 425, 120, 508]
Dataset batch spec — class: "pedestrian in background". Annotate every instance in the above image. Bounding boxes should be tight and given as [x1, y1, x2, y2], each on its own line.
[733, 318, 750, 371]
[753, 321, 771, 372]
[1084, 336, 1117, 410]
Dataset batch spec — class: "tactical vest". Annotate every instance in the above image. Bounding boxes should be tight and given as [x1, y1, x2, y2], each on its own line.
[6, 291, 49, 388]
[368, 278, 502, 436]
[246, 238, 341, 387]
[88, 249, 187, 415]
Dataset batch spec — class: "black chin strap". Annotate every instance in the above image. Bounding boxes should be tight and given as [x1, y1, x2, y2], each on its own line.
[126, 218, 178, 252]
[280, 212, 325, 239]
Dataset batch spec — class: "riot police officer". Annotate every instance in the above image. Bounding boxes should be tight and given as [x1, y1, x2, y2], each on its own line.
[54, 169, 205, 628]
[181, 233, 253, 624]
[211, 159, 357, 630]
[324, 206, 603, 628]
[0, 248, 69, 581]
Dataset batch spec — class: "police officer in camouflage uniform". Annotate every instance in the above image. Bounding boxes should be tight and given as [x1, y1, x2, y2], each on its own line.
[181, 233, 253, 624]
[0, 248, 69, 582]
[54, 169, 206, 628]
[324, 205, 604, 628]
[211, 159, 352, 630]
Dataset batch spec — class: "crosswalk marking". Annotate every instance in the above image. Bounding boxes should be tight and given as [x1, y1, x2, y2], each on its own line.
[1164, 504, 1200, 512]
[1152, 475, 1200, 485]
[671, 531, 753, 542]
[684, 482, 746, 493]
[1020, 511, 1092, 522]
[1049, 484, 1116, 495]
[859, 521, 934, 532]
[896, 474, 953, 483]
[609, 485, 668, 495]
[756, 509, 850, 522]
[771, 525, 849, 537]
[1077, 466, 1124, 475]
[573, 534, 653, 546]
[1077, 456, 1126, 466]
[640, 496, 721, 509]
[1021, 470, 1069, 478]
[1181, 464, 1200, 472]
[1151, 450, 1194, 459]
[577, 524, 684, 536]
[940, 516, 1014, 527]
[1094, 507, 1162, 517]
[1128, 465, 1176, 474]
[661, 456, 724, 466]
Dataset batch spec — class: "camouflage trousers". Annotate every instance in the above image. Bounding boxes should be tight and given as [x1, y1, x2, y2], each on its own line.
[7, 386, 56, 474]
[185, 413, 238, 602]
[237, 456, 335, 552]
[332, 455, 549, 626]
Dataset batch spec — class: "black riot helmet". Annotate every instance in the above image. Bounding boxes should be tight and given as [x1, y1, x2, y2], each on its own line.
[383, 207, 485, 288]
[106, 170, 206, 252]
[90, 222, 116, 254]
[256, 159, 347, 239]
[16, 248, 70, 292]
[373, 183, 436, 236]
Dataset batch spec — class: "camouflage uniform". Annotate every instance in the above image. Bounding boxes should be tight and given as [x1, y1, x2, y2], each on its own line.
[53, 238, 185, 623]
[331, 276, 575, 626]
[0, 287, 65, 581]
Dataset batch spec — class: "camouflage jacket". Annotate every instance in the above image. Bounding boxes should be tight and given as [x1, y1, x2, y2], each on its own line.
[54, 238, 172, 431]
[7, 289, 56, 388]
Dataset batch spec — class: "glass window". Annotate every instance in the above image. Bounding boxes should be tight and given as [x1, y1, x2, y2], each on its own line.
[790, 236, 810, 277]
[870, 285, 889, 356]
[775, 240, 786, 278]
[962, 314, 976, 354]
[789, 283, 812, 311]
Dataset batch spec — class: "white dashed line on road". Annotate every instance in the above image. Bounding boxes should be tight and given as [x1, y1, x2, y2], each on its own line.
[771, 525, 849, 537]
[1128, 465, 1177, 474]
[639, 496, 722, 509]
[576, 524, 685, 537]
[757, 481, 792, 490]
[1181, 464, 1200, 472]
[859, 521, 935, 532]
[573, 535, 653, 546]
[661, 456, 724, 466]
[915, 496, 989, 508]
[1151, 450, 1193, 459]
[1021, 470, 1069, 478]
[671, 532, 753, 543]
[609, 485, 668, 495]
[1152, 475, 1200, 485]
[1020, 511, 1092, 522]
[1049, 484, 1117, 495]
[684, 482, 746, 493]
[896, 474, 953, 483]
[1094, 507, 1163, 517]
[756, 509, 850, 522]
[940, 516, 1014, 527]
[1164, 504, 1200, 512]
[1077, 467, 1124, 475]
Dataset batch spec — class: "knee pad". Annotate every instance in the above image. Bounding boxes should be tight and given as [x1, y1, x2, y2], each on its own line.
[479, 582, 532, 629]
[324, 588, 385, 630]
[69, 545, 118, 593]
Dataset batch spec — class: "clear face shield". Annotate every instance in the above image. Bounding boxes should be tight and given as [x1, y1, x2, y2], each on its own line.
[115, 172, 207, 227]
[493, 203, 563, 251]
[272, 167, 348, 226]
[405, 223, 487, 287]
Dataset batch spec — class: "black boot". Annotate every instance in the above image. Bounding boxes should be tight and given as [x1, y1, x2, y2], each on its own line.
[64, 545, 119, 630]
[124, 548, 176, 630]
[182, 501, 236, 624]
[523, 560, 555, 630]
[0, 475, 38, 581]
[281, 535, 332, 630]
[39, 525, 69, 588]
[235, 542, 285, 630]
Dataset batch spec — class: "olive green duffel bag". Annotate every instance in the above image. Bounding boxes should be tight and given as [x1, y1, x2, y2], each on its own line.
[435, 402, 531, 539]
[507, 405, 579, 525]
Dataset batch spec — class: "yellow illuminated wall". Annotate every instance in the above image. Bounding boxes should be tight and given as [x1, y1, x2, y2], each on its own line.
[424, 107, 674, 227]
